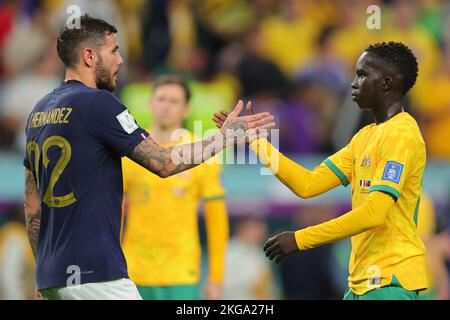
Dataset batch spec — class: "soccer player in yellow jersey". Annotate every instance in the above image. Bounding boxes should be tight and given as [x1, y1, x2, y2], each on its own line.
[121, 75, 229, 300]
[214, 42, 427, 300]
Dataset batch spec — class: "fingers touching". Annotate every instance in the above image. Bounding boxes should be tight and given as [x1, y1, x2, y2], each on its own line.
[246, 101, 254, 115]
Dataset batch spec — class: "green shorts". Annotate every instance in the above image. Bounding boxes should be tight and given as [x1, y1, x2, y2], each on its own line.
[343, 275, 422, 300]
[344, 286, 419, 300]
[417, 288, 436, 300]
[137, 284, 199, 300]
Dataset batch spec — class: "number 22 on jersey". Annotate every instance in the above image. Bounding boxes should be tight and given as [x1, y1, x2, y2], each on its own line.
[27, 135, 77, 208]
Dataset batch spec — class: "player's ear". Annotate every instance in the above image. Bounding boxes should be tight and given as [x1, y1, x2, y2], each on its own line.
[382, 76, 393, 91]
[81, 48, 95, 68]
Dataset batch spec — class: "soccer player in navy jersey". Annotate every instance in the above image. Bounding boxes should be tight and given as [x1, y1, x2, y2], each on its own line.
[23, 14, 274, 300]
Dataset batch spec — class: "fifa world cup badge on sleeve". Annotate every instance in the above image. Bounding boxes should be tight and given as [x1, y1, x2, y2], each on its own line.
[382, 161, 404, 184]
[117, 110, 139, 134]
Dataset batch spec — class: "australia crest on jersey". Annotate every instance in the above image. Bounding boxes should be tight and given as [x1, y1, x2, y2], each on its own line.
[360, 155, 372, 167]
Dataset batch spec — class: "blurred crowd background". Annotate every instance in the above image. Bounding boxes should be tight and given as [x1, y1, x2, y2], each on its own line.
[1, 0, 450, 300]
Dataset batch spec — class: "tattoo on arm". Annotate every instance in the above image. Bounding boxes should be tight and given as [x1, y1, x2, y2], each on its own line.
[128, 133, 227, 178]
[24, 169, 41, 259]
[128, 115, 257, 177]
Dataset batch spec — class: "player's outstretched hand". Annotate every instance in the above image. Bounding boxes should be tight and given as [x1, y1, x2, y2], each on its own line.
[263, 231, 298, 263]
[213, 100, 258, 129]
[219, 100, 274, 136]
[213, 110, 229, 129]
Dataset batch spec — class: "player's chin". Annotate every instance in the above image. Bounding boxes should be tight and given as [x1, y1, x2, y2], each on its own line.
[108, 79, 118, 92]
[353, 98, 366, 109]
[356, 104, 372, 112]
[111, 73, 118, 85]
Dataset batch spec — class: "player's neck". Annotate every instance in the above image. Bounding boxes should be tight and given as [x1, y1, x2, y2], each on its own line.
[372, 100, 404, 124]
[150, 125, 184, 144]
[64, 69, 97, 89]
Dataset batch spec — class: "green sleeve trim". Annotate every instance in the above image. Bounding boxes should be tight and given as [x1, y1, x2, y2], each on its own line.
[413, 197, 421, 227]
[324, 159, 350, 187]
[203, 195, 225, 202]
[369, 185, 400, 200]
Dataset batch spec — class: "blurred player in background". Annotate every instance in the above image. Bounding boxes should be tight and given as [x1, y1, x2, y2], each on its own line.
[215, 42, 428, 300]
[23, 14, 274, 300]
[0, 209, 35, 300]
[223, 216, 276, 300]
[121, 75, 228, 300]
[416, 192, 449, 300]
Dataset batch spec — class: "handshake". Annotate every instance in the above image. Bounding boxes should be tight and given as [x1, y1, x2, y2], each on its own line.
[213, 101, 298, 264]
[211, 100, 276, 145]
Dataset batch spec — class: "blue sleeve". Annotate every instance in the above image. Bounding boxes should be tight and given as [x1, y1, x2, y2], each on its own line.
[23, 119, 31, 169]
[23, 152, 31, 169]
[82, 90, 149, 156]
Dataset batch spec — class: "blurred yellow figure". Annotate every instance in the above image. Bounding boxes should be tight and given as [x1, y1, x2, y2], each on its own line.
[416, 193, 449, 300]
[0, 220, 35, 300]
[258, 0, 333, 76]
[121, 75, 229, 300]
[410, 57, 450, 159]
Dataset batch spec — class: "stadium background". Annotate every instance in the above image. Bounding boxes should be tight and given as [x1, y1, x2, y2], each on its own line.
[0, 0, 450, 299]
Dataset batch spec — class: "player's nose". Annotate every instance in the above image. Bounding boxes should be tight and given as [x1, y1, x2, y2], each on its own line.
[117, 52, 124, 67]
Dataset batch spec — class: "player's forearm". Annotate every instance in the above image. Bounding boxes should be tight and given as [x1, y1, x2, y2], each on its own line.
[295, 191, 395, 250]
[167, 132, 231, 176]
[204, 199, 229, 283]
[250, 139, 340, 198]
[129, 132, 230, 178]
[24, 169, 41, 260]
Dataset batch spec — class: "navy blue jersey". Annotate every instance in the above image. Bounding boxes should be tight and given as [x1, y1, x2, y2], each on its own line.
[23, 80, 148, 290]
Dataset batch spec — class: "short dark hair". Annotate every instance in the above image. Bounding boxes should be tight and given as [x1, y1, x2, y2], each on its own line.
[57, 14, 117, 68]
[153, 75, 191, 103]
[365, 41, 419, 94]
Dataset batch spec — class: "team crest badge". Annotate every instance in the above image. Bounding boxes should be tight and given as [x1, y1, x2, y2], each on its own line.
[360, 155, 372, 167]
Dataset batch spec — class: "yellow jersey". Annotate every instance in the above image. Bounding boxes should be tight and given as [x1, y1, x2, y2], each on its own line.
[121, 130, 226, 286]
[0, 222, 35, 299]
[326, 112, 428, 295]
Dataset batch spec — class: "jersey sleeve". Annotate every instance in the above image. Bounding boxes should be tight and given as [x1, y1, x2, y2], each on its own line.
[324, 144, 353, 187]
[369, 132, 413, 201]
[23, 148, 31, 169]
[23, 117, 31, 169]
[82, 90, 149, 157]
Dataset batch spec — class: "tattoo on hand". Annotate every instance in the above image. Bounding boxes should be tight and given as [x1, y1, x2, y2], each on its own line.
[223, 119, 247, 131]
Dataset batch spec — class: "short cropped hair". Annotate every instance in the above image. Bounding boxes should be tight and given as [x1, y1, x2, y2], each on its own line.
[365, 42, 419, 94]
[57, 14, 117, 68]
